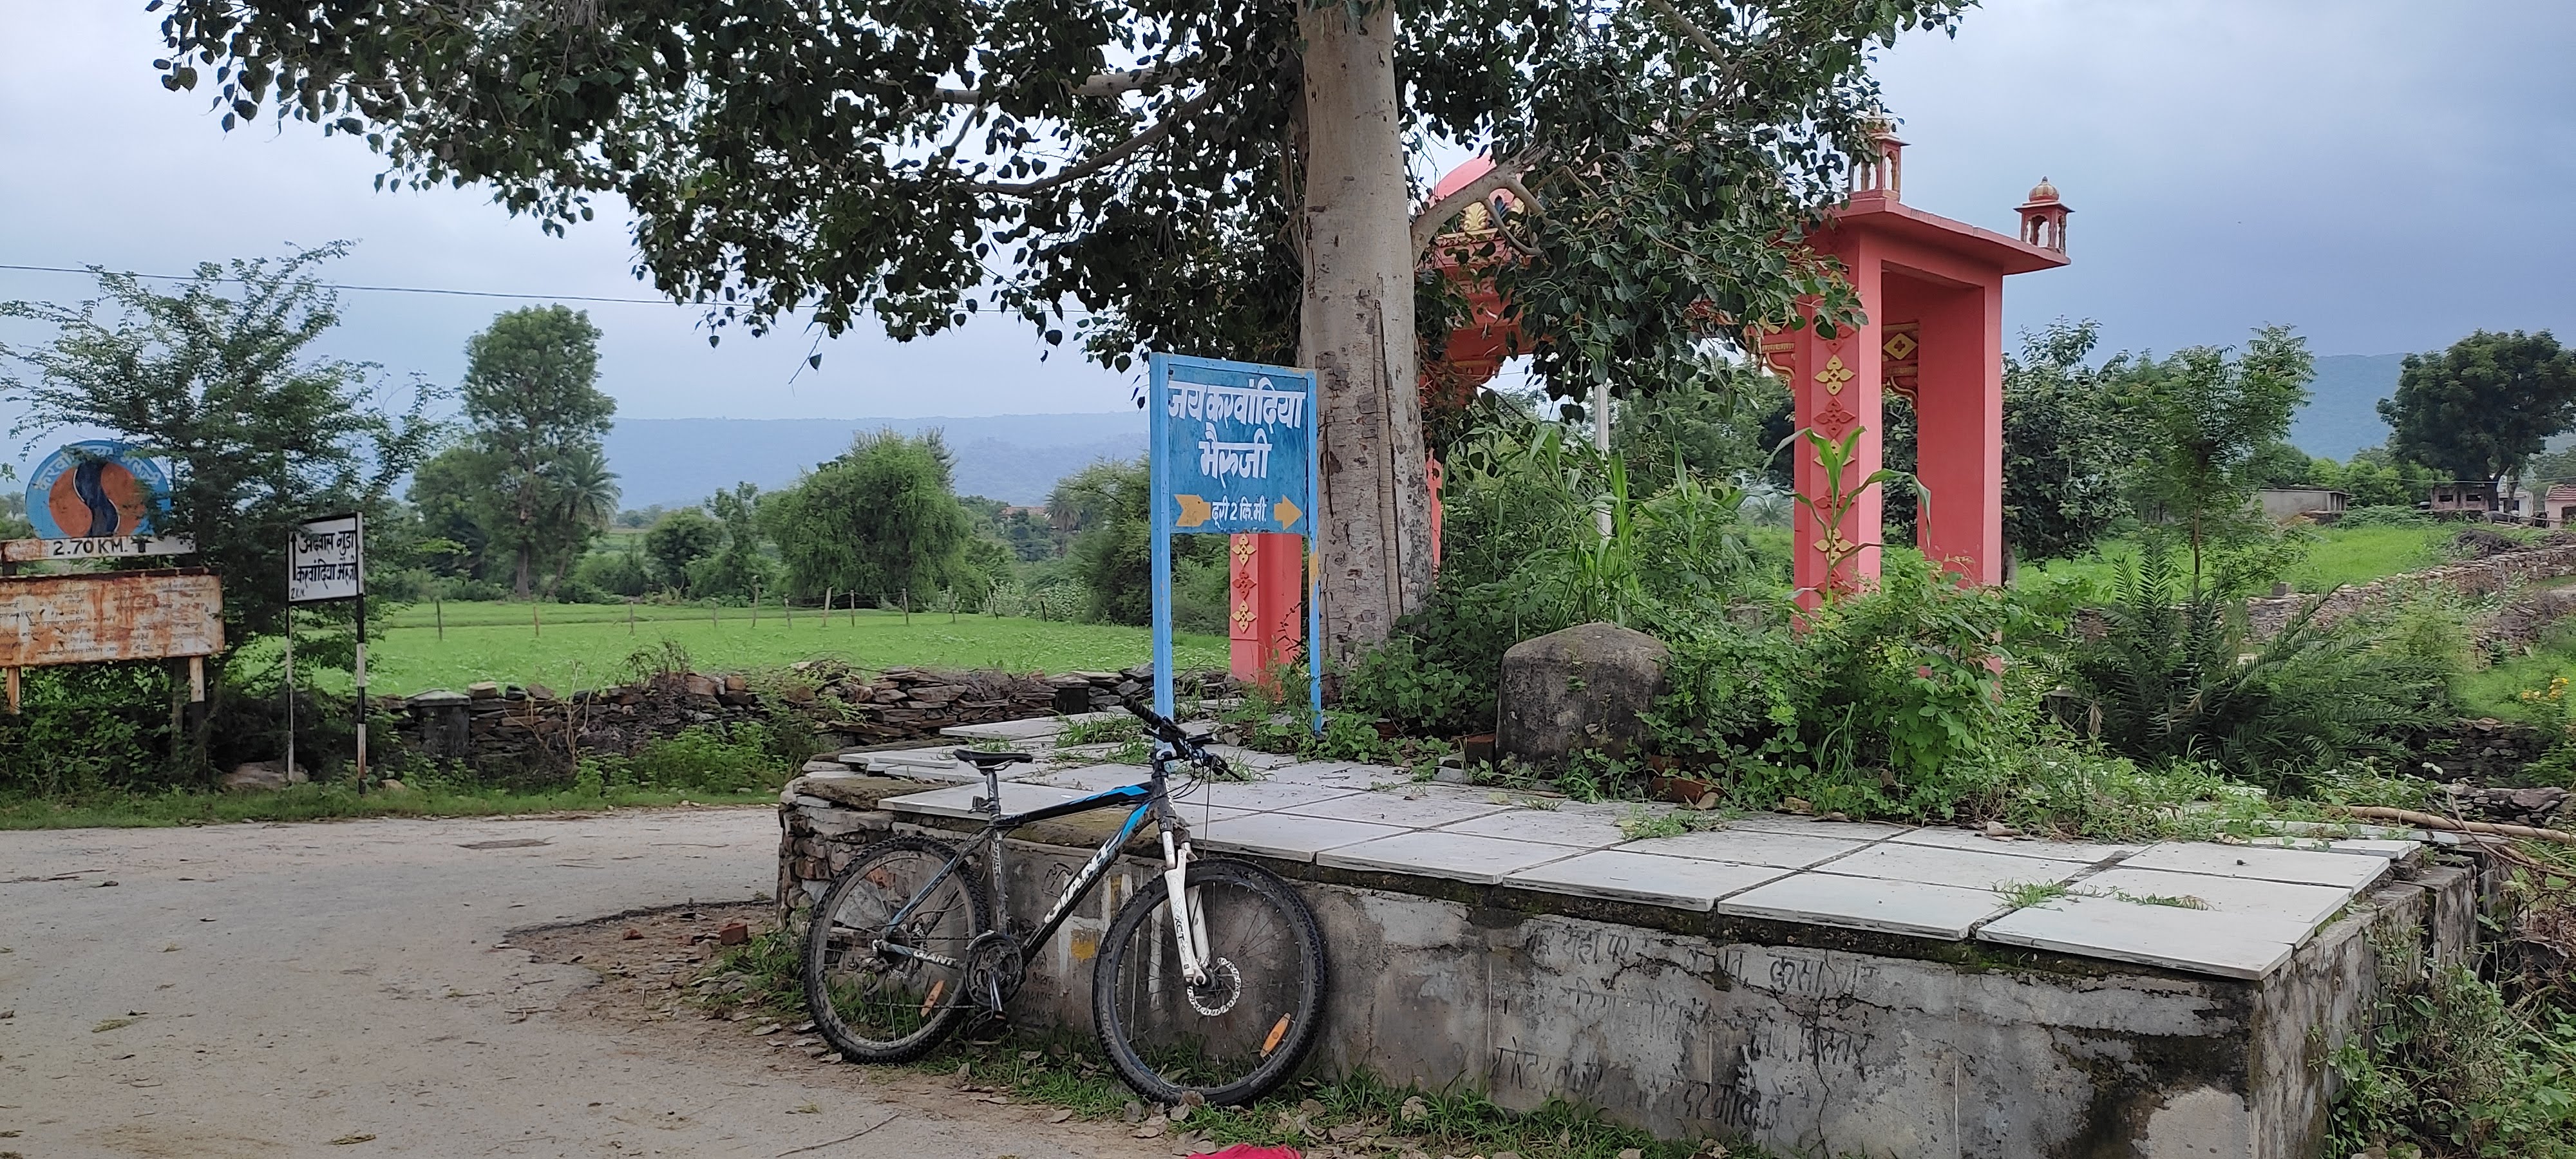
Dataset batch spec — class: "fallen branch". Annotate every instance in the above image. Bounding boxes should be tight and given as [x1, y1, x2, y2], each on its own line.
[2333, 805, 2576, 845]
[776, 1113, 898, 1156]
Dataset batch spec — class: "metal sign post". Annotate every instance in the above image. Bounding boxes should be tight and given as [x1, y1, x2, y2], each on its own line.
[289, 514, 365, 781]
[1148, 353, 1323, 728]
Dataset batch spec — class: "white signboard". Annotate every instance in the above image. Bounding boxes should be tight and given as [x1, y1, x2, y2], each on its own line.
[289, 515, 363, 603]
[1, 534, 196, 563]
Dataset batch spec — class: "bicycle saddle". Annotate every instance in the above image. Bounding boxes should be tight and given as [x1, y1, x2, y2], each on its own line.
[951, 748, 1035, 771]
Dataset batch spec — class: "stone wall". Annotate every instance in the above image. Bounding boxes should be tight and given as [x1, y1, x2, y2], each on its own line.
[775, 790, 2488, 1158]
[392, 663, 1229, 775]
[2242, 539, 2576, 641]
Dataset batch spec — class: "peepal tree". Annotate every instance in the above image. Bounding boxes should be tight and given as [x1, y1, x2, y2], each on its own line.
[153, 0, 1966, 660]
[2379, 330, 2576, 487]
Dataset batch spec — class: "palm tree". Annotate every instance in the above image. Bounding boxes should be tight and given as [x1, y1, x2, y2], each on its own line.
[538, 444, 620, 593]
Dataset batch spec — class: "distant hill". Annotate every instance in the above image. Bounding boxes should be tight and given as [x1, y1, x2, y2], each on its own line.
[605, 413, 1145, 508]
[2290, 353, 2407, 460]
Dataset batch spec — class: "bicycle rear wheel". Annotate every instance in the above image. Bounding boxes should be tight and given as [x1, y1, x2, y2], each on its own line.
[1092, 858, 1328, 1106]
[803, 835, 985, 1063]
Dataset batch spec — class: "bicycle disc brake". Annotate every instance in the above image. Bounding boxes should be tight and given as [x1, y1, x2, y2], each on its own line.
[1185, 957, 1242, 1017]
[961, 932, 1025, 1015]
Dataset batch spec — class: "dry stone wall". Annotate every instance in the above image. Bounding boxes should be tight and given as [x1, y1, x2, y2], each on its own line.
[390, 663, 1231, 775]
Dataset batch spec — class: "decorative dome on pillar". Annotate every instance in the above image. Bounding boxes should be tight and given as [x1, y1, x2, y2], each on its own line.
[2016, 176, 2070, 252]
[1855, 115, 1905, 200]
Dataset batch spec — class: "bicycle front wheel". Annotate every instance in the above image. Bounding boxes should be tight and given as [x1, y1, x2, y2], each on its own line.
[803, 835, 985, 1063]
[1092, 858, 1328, 1106]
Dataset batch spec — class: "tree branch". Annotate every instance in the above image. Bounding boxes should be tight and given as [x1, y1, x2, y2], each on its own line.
[961, 87, 1223, 196]
[937, 63, 1194, 105]
[1410, 149, 1547, 258]
[1642, 0, 1727, 58]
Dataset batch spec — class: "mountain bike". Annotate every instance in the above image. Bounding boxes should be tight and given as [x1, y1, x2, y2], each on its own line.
[800, 697, 1329, 1106]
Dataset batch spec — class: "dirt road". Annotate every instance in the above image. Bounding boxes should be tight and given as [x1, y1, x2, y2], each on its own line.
[0, 808, 1170, 1158]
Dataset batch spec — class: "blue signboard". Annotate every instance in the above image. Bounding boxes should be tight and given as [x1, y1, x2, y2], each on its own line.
[25, 440, 172, 540]
[1148, 353, 1323, 726]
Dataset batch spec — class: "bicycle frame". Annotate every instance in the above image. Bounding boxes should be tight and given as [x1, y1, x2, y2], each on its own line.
[876, 753, 1207, 982]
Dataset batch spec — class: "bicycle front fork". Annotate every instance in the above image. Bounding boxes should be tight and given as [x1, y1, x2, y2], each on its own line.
[1159, 830, 1213, 985]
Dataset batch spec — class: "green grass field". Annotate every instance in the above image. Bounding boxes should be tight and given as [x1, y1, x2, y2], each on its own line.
[2022, 523, 2459, 599]
[299, 603, 1226, 696]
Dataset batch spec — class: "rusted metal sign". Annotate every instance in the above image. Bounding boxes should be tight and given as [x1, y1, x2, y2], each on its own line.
[0, 570, 224, 711]
[0, 534, 196, 564]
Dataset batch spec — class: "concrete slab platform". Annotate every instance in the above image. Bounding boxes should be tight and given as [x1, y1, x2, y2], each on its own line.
[1263, 761, 1383, 788]
[1317, 829, 1581, 885]
[2120, 842, 2391, 890]
[2245, 836, 2421, 859]
[1723, 813, 1913, 840]
[1884, 826, 2143, 863]
[1976, 893, 2300, 980]
[1719, 874, 2011, 939]
[939, 717, 1072, 742]
[1206, 744, 1300, 771]
[1014, 765, 1150, 792]
[1811, 843, 2093, 891]
[1193, 813, 1411, 863]
[1280, 790, 1515, 829]
[2078, 866, 2353, 930]
[1613, 827, 1875, 869]
[1504, 850, 1788, 911]
[1173, 780, 1366, 813]
[1434, 806, 1631, 848]
[879, 782, 1093, 820]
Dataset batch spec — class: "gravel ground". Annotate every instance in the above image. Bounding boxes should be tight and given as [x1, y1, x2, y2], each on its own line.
[0, 807, 1170, 1159]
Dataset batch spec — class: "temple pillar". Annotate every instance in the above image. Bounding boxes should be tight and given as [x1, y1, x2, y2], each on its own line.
[1910, 278, 2005, 585]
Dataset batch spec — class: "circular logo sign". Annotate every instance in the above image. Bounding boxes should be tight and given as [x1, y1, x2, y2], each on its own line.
[25, 441, 171, 540]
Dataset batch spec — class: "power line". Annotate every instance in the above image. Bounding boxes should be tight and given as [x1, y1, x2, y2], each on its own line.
[0, 260, 1103, 317]
[0, 261, 690, 306]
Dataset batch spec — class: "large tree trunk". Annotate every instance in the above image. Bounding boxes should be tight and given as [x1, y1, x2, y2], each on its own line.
[1297, 1, 1432, 669]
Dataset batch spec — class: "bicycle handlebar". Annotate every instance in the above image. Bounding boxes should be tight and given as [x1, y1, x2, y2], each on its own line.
[1119, 695, 1229, 778]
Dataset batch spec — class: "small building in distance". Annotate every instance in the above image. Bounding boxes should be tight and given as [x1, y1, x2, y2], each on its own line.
[2255, 487, 2347, 523]
[2427, 480, 2501, 519]
[2543, 484, 2576, 529]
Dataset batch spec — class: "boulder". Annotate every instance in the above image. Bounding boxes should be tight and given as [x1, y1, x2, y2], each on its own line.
[222, 760, 309, 792]
[465, 681, 501, 700]
[1497, 621, 1670, 768]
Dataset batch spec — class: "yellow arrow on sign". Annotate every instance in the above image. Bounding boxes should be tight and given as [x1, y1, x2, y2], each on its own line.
[1174, 494, 1213, 528]
[1273, 496, 1303, 530]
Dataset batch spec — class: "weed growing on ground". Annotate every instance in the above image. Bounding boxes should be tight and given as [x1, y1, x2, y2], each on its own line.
[1058, 716, 1144, 747]
[1993, 881, 2072, 910]
[1615, 804, 1728, 841]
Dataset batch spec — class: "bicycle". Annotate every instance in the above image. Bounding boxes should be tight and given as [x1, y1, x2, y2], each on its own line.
[800, 697, 1329, 1106]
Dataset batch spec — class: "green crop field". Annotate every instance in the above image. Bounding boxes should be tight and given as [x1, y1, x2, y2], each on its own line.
[283, 602, 1227, 696]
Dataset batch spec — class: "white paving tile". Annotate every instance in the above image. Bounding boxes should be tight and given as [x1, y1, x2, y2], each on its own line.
[2078, 867, 2353, 930]
[1435, 806, 1631, 848]
[1813, 843, 2093, 891]
[1976, 894, 2300, 980]
[1016, 765, 1151, 792]
[1723, 813, 1914, 840]
[1316, 830, 1580, 885]
[1613, 827, 1874, 869]
[1884, 826, 2145, 863]
[880, 782, 1092, 820]
[1264, 761, 1380, 787]
[1506, 851, 1788, 911]
[1278, 790, 1515, 829]
[1193, 813, 1410, 863]
[1205, 744, 1300, 771]
[940, 717, 1072, 741]
[2244, 836, 2421, 860]
[1719, 874, 2011, 939]
[2119, 842, 2391, 890]
[1172, 780, 1367, 813]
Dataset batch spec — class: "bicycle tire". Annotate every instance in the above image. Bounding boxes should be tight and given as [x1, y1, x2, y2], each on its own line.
[802, 834, 987, 1064]
[1092, 857, 1329, 1106]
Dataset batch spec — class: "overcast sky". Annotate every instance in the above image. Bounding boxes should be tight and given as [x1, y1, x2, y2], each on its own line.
[3, 0, 2569, 426]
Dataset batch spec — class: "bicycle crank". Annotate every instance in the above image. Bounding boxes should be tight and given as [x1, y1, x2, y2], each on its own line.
[961, 932, 1025, 1015]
